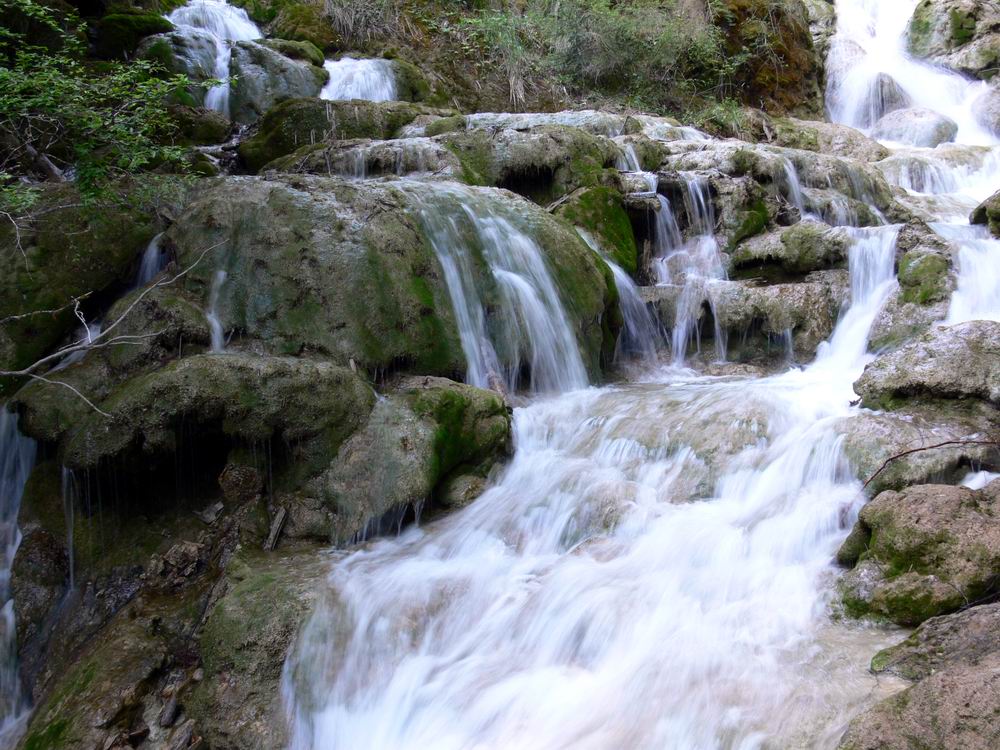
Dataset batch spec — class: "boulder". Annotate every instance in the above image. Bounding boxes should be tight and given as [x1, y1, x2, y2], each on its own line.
[871, 602, 1000, 680]
[267, 136, 460, 178]
[0, 183, 160, 391]
[871, 107, 959, 147]
[94, 12, 174, 59]
[228, 40, 327, 125]
[238, 98, 451, 171]
[855, 320, 1000, 408]
[168, 104, 231, 145]
[729, 221, 850, 279]
[137, 28, 221, 106]
[770, 117, 890, 162]
[837, 481, 1000, 626]
[907, 0, 1000, 79]
[290, 376, 511, 542]
[970, 187, 1000, 236]
[556, 186, 639, 273]
[259, 37, 324, 67]
[837, 651, 1000, 750]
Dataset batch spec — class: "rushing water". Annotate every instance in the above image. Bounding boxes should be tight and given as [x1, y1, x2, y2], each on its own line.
[0, 411, 36, 743]
[406, 182, 588, 394]
[320, 58, 397, 102]
[167, 0, 261, 117]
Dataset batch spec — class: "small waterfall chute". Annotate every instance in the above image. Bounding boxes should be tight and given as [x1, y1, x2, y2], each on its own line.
[320, 58, 397, 102]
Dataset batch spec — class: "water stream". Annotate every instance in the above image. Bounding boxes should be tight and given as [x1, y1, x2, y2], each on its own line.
[320, 57, 398, 102]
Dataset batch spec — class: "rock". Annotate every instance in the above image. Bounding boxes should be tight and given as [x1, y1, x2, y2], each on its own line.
[908, 0, 1000, 79]
[855, 321, 1000, 408]
[95, 12, 174, 59]
[836, 407, 998, 494]
[437, 124, 620, 205]
[870, 602, 1000, 680]
[238, 98, 451, 171]
[259, 37, 324, 67]
[770, 117, 890, 162]
[729, 221, 850, 279]
[266, 136, 460, 178]
[269, 0, 338, 50]
[972, 84, 1000, 136]
[168, 104, 231, 145]
[871, 107, 959, 147]
[837, 651, 1000, 750]
[0, 183, 160, 391]
[837, 481, 1000, 625]
[292, 376, 511, 543]
[165, 175, 615, 380]
[802, 0, 836, 59]
[228, 40, 327, 125]
[556, 186, 639, 273]
[137, 29, 221, 106]
[185, 549, 330, 750]
[970, 187, 1000, 236]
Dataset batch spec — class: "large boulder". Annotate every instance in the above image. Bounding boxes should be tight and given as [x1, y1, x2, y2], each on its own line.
[0, 184, 160, 392]
[907, 0, 1000, 79]
[290, 376, 511, 542]
[770, 117, 890, 162]
[238, 98, 452, 171]
[228, 40, 327, 125]
[728, 221, 850, 279]
[970, 187, 1000, 236]
[837, 481, 1000, 626]
[137, 28, 221, 106]
[871, 107, 959, 147]
[855, 320, 1000, 408]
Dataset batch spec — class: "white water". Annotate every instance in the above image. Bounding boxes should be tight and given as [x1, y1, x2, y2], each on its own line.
[826, 0, 994, 144]
[167, 0, 261, 117]
[0, 411, 36, 743]
[206, 269, 228, 353]
[135, 232, 168, 288]
[577, 229, 660, 365]
[406, 183, 588, 394]
[320, 58, 397, 102]
[283, 223, 904, 749]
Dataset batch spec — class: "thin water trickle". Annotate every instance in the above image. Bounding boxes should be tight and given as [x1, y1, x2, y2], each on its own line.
[207, 269, 228, 353]
[0, 411, 36, 742]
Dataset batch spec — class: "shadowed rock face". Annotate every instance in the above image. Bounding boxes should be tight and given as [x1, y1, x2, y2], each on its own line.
[837, 481, 1000, 626]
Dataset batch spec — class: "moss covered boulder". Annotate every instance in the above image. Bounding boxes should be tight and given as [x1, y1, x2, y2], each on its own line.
[229, 40, 327, 125]
[971, 187, 1000, 236]
[907, 0, 1000, 79]
[293, 376, 511, 542]
[729, 221, 849, 279]
[0, 184, 159, 391]
[837, 481, 1000, 626]
[260, 36, 324, 66]
[94, 11, 174, 59]
[556, 186, 638, 273]
[168, 103, 231, 144]
[238, 98, 449, 171]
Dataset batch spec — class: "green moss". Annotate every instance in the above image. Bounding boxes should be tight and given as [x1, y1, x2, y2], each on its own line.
[95, 12, 173, 59]
[271, 3, 338, 50]
[556, 186, 638, 274]
[729, 198, 770, 249]
[392, 59, 431, 102]
[898, 251, 949, 304]
[948, 8, 976, 47]
[260, 37, 325, 67]
[23, 718, 70, 750]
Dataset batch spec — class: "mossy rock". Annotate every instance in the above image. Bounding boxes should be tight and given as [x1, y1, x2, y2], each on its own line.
[260, 37, 324, 67]
[238, 97, 437, 172]
[391, 59, 431, 102]
[898, 250, 950, 304]
[167, 104, 231, 145]
[270, 1, 338, 50]
[0, 184, 160, 394]
[970, 187, 1000, 237]
[424, 114, 467, 137]
[94, 12, 174, 59]
[556, 186, 639, 274]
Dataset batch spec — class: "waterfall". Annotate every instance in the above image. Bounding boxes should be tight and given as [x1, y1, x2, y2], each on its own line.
[826, 0, 994, 144]
[282, 214, 906, 749]
[0, 411, 36, 741]
[406, 183, 588, 394]
[206, 269, 228, 353]
[135, 232, 168, 288]
[167, 0, 261, 118]
[577, 229, 659, 364]
[320, 58, 397, 102]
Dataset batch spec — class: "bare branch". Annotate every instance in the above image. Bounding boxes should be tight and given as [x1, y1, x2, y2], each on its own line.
[24, 374, 111, 417]
[863, 440, 1000, 489]
[0, 293, 92, 325]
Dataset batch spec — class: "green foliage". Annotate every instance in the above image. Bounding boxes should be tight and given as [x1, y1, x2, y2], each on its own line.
[0, 0, 200, 204]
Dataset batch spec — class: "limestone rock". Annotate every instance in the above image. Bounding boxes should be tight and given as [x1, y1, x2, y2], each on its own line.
[871, 107, 959, 147]
[970, 187, 1000, 236]
[855, 320, 1000, 408]
[907, 0, 1000, 79]
[837, 481, 1000, 625]
[228, 40, 327, 125]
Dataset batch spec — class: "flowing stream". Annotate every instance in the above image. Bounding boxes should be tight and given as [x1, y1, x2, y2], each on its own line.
[280, 2, 1000, 747]
[320, 57, 398, 102]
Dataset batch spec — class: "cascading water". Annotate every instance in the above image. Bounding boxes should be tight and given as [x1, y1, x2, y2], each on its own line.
[577, 229, 659, 364]
[135, 232, 168, 288]
[405, 182, 588, 394]
[0, 411, 36, 743]
[320, 58, 397, 102]
[206, 269, 228, 353]
[167, 0, 261, 117]
[282, 225, 906, 749]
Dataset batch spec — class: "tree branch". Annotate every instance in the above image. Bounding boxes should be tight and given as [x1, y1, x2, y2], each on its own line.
[863, 440, 1000, 489]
